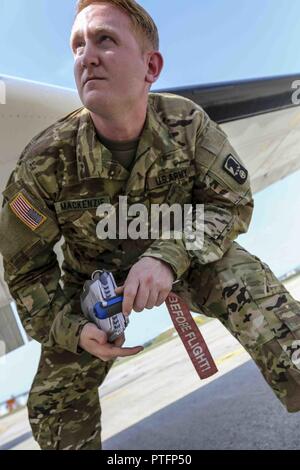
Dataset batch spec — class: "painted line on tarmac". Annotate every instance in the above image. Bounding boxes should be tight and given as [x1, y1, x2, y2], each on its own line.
[215, 347, 246, 366]
[103, 347, 247, 402]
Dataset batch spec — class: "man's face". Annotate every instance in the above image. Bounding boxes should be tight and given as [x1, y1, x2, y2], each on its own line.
[70, 3, 151, 115]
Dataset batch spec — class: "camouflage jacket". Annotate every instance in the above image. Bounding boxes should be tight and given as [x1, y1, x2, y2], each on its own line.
[0, 93, 253, 354]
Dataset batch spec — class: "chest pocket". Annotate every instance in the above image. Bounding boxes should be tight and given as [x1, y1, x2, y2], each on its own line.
[64, 210, 98, 244]
[56, 204, 120, 253]
[146, 165, 195, 206]
[56, 208, 101, 250]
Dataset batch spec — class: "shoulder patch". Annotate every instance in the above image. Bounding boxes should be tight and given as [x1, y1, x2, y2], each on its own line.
[223, 154, 248, 185]
[9, 193, 47, 231]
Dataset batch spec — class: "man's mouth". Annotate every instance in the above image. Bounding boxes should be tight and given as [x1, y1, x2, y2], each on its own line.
[84, 77, 106, 85]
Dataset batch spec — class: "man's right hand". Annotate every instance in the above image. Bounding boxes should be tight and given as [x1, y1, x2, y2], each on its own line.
[79, 323, 144, 362]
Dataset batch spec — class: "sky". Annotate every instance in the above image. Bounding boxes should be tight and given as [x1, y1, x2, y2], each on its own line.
[1, 0, 300, 400]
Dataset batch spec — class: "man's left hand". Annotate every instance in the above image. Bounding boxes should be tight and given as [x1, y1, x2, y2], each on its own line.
[115, 257, 175, 315]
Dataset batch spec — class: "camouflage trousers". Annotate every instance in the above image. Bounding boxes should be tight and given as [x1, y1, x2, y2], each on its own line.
[27, 347, 114, 450]
[27, 240, 300, 450]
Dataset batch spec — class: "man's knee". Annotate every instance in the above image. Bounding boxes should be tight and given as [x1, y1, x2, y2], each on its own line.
[173, 242, 264, 310]
[209, 241, 263, 274]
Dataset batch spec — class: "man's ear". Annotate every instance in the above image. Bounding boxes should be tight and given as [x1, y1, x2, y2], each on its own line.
[145, 51, 164, 85]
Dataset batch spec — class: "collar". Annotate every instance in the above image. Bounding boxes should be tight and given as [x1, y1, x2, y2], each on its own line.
[76, 96, 182, 195]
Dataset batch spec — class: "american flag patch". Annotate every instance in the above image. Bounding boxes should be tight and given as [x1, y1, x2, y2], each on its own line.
[9, 192, 47, 231]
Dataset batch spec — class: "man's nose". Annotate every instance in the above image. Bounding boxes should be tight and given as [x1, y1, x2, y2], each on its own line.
[81, 42, 101, 68]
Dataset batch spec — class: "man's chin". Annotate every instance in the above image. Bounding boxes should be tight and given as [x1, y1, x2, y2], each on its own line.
[81, 90, 109, 112]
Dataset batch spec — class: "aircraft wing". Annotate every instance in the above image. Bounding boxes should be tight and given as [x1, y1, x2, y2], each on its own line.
[0, 75, 82, 195]
[158, 74, 300, 193]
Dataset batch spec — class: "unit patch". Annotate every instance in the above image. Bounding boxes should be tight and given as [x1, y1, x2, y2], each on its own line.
[223, 154, 248, 185]
[9, 193, 47, 231]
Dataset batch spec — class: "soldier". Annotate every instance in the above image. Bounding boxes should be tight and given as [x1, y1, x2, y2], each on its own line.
[1, 0, 300, 451]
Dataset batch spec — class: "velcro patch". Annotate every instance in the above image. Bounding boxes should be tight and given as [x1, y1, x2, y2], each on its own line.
[55, 197, 110, 214]
[9, 193, 47, 231]
[223, 154, 248, 185]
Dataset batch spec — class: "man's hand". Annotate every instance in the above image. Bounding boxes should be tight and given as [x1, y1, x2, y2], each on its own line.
[79, 323, 143, 361]
[115, 257, 175, 316]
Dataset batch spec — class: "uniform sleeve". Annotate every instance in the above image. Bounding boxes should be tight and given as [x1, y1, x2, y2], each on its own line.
[0, 158, 89, 354]
[140, 116, 254, 279]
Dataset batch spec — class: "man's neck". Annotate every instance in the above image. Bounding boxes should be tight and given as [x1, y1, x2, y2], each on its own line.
[90, 104, 148, 142]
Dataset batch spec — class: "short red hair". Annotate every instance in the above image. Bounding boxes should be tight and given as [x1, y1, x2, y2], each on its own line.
[76, 0, 159, 51]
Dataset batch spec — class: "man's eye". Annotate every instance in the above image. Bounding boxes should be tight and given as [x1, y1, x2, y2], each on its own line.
[74, 42, 84, 51]
[99, 35, 113, 43]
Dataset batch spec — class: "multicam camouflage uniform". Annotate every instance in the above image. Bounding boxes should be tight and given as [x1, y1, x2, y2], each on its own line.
[1, 93, 300, 450]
